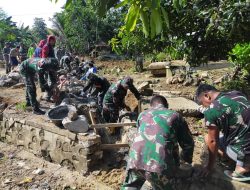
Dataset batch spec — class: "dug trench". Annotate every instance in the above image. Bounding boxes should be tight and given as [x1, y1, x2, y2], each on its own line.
[0, 92, 249, 190]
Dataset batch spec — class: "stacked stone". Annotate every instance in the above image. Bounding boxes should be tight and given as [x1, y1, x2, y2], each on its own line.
[0, 111, 102, 174]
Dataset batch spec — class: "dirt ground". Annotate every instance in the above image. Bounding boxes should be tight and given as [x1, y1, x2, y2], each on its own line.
[0, 60, 232, 189]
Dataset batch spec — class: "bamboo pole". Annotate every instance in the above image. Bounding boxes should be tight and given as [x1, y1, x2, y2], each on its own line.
[100, 144, 129, 150]
[90, 122, 136, 129]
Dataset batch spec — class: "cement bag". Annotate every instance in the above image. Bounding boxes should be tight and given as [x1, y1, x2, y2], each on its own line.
[62, 115, 89, 133]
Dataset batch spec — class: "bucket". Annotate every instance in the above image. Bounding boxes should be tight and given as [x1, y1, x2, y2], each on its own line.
[47, 105, 69, 126]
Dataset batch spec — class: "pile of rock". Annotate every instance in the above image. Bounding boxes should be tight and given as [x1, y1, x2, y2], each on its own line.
[166, 71, 214, 87]
[0, 71, 23, 87]
[166, 74, 201, 87]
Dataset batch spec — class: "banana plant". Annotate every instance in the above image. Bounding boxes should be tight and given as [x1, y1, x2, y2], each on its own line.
[51, 0, 187, 38]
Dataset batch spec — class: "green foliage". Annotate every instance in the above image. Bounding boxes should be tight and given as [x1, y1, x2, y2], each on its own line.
[155, 52, 167, 61]
[223, 43, 250, 95]
[228, 43, 250, 74]
[0, 8, 19, 44]
[32, 18, 48, 42]
[0, 8, 35, 48]
[15, 102, 27, 112]
[223, 79, 250, 94]
[51, 1, 123, 54]
[52, 0, 188, 38]
[52, 0, 250, 67]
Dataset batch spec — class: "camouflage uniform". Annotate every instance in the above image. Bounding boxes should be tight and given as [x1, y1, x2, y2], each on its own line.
[102, 78, 140, 123]
[19, 58, 59, 108]
[121, 105, 194, 190]
[203, 91, 250, 166]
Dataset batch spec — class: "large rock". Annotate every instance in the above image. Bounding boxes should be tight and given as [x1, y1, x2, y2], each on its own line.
[8, 72, 21, 81]
[62, 115, 89, 133]
[148, 61, 170, 70]
[141, 97, 200, 117]
[0, 78, 17, 87]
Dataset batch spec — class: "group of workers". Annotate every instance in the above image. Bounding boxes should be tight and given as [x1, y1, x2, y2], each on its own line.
[122, 84, 250, 189]
[2, 37, 250, 188]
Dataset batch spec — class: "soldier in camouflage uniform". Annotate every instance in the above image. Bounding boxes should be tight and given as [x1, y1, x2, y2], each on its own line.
[121, 95, 194, 190]
[19, 58, 59, 115]
[195, 84, 250, 181]
[102, 76, 141, 123]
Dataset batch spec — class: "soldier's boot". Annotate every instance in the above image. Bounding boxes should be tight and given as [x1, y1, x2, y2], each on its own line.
[33, 107, 45, 115]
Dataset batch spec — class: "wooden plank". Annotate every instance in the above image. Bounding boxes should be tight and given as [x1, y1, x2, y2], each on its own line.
[90, 122, 136, 129]
[100, 144, 129, 150]
[138, 99, 142, 114]
[89, 111, 98, 134]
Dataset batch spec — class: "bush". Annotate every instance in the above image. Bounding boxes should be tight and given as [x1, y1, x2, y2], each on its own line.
[155, 52, 168, 61]
[228, 43, 250, 75]
[223, 43, 250, 96]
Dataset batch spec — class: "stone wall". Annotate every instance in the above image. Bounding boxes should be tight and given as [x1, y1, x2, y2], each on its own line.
[0, 108, 102, 174]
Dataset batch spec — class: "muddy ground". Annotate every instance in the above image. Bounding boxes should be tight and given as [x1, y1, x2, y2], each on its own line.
[0, 60, 232, 189]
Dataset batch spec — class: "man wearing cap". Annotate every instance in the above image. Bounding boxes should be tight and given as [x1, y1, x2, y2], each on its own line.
[102, 76, 141, 123]
[19, 58, 59, 115]
[83, 73, 110, 109]
[2, 42, 11, 74]
[195, 84, 250, 181]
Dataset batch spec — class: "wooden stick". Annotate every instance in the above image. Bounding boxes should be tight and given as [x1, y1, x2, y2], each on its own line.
[90, 122, 136, 129]
[100, 144, 129, 150]
[138, 99, 142, 114]
[89, 110, 98, 134]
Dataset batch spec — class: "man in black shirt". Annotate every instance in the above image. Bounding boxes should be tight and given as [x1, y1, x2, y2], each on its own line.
[83, 73, 110, 109]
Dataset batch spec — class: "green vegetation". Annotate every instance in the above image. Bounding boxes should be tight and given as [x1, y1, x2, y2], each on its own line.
[1, 0, 249, 68]
[229, 43, 250, 76]
[0, 8, 49, 49]
[224, 43, 250, 94]
[15, 102, 27, 112]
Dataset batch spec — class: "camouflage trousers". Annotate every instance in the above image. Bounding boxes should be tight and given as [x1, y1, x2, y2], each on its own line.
[23, 73, 39, 108]
[121, 169, 174, 190]
[102, 104, 119, 123]
[20, 64, 38, 108]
